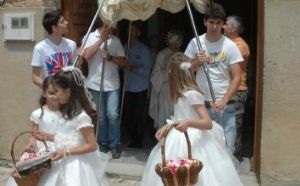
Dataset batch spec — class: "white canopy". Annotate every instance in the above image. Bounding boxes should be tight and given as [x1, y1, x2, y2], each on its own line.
[98, 0, 208, 25]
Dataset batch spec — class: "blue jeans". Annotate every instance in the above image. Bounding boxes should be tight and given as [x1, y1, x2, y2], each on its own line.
[89, 89, 121, 148]
[207, 102, 237, 153]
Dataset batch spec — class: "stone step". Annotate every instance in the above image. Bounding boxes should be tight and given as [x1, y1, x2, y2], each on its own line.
[105, 148, 149, 180]
[105, 149, 259, 186]
[1, 150, 259, 186]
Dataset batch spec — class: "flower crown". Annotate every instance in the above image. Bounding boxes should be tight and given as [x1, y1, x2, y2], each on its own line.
[165, 30, 183, 47]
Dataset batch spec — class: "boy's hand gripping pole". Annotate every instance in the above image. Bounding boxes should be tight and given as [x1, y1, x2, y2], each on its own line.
[185, 0, 223, 125]
[72, 0, 106, 67]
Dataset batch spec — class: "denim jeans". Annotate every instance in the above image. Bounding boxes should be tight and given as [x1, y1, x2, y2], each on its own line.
[89, 88, 121, 148]
[207, 102, 237, 153]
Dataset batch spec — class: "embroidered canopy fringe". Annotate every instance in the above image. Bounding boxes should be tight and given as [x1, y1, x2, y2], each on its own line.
[97, 0, 208, 25]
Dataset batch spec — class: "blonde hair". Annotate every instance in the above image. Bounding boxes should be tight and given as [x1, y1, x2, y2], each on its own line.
[168, 52, 201, 101]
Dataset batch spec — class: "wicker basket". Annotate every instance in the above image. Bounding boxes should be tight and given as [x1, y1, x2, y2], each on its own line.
[155, 125, 203, 186]
[10, 131, 51, 186]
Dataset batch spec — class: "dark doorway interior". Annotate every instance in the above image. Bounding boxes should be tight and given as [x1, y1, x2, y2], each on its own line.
[221, 0, 257, 159]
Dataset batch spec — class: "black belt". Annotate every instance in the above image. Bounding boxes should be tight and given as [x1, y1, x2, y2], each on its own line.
[205, 100, 235, 108]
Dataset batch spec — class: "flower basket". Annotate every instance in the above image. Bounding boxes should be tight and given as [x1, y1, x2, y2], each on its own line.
[155, 125, 203, 186]
[10, 131, 51, 186]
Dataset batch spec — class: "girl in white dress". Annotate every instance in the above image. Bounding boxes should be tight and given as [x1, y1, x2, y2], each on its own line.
[141, 52, 242, 186]
[37, 67, 109, 186]
[28, 76, 62, 152]
[7, 76, 62, 186]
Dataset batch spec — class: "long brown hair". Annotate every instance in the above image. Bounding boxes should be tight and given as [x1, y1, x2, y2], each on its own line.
[168, 52, 200, 101]
[53, 69, 95, 119]
[39, 76, 53, 118]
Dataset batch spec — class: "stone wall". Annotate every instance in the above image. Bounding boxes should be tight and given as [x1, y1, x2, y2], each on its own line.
[0, 3, 57, 159]
[261, 0, 300, 185]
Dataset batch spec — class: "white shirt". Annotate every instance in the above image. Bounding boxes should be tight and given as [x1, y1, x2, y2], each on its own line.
[83, 30, 125, 91]
[31, 38, 77, 80]
[185, 34, 243, 101]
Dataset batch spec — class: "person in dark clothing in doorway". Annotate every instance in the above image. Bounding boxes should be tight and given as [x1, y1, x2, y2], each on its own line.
[123, 22, 153, 148]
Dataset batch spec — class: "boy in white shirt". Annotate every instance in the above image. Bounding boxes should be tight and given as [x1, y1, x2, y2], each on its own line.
[184, 3, 243, 153]
[31, 9, 77, 88]
[82, 17, 131, 159]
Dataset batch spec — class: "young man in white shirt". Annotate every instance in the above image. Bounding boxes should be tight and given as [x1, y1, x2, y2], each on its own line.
[31, 9, 77, 88]
[184, 3, 243, 153]
[82, 17, 131, 159]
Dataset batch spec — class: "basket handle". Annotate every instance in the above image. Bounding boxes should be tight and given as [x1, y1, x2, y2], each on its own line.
[10, 131, 49, 172]
[160, 124, 192, 167]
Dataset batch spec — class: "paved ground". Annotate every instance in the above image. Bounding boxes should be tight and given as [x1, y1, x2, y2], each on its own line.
[0, 149, 258, 186]
[0, 165, 141, 186]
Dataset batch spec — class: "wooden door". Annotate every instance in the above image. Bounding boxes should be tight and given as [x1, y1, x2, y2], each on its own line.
[61, 0, 97, 46]
[252, 0, 264, 182]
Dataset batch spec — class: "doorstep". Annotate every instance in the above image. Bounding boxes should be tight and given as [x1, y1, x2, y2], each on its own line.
[105, 150, 259, 186]
[105, 148, 150, 180]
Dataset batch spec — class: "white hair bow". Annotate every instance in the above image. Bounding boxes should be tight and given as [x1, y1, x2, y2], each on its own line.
[180, 62, 192, 70]
[62, 66, 84, 86]
[61, 66, 76, 72]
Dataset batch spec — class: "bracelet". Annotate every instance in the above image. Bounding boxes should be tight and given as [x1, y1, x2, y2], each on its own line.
[63, 148, 71, 159]
[63, 149, 67, 159]
[66, 148, 71, 156]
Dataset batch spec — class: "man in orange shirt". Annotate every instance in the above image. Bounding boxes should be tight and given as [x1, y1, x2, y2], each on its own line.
[223, 15, 250, 161]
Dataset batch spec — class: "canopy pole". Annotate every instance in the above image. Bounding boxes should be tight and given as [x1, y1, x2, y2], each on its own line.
[185, 0, 225, 130]
[95, 37, 108, 140]
[72, 0, 106, 67]
[68, 0, 106, 140]
[184, 0, 216, 103]
[120, 21, 133, 121]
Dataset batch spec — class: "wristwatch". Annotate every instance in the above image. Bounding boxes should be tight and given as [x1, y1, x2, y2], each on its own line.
[107, 54, 113, 61]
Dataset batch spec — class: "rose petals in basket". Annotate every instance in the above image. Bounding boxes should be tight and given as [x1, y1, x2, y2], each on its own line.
[166, 159, 193, 174]
[10, 131, 52, 186]
[155, 125, 203, 186]
[16, 152, 51, 176]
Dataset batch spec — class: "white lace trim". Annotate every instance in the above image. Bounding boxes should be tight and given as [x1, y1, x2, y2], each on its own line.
[76, 123, 94, 130]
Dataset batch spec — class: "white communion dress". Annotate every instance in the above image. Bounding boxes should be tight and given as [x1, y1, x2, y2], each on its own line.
[38, 110, 109, 186]
[141, 90, 243, 186]
[31, 108, 62, 152]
